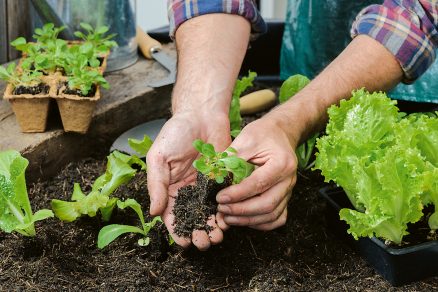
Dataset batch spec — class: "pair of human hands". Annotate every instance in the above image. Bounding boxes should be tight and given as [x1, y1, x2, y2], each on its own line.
[146, 112, 297, 250]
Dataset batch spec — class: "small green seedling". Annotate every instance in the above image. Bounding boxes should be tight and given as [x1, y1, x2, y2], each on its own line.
[279, 74, 318, 170]
[229, 71, 257, 137]
[74, 22, 117, 55]
[0, 150, 53, 237]
[98, 199, 162, 248]
[67, 68, 109, 96]
[33, 23, 66, 47]
[0, 63, 43, 88]
[192, 139, 254, 184]
[51, 136, 152, 222]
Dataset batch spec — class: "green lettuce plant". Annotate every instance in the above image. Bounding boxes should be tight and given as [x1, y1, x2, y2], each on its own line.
[229, 71, 257, 137]
[192, 139, 254, 184]
[279, 74, 318, 170]
[74, 22, 117, 56]
[314, 89, 438, 244]
[0, 150, 53, 236]
[51, 135, 152, 222]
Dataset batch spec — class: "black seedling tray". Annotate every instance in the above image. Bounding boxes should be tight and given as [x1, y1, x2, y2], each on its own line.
[319, 186, 438, 286]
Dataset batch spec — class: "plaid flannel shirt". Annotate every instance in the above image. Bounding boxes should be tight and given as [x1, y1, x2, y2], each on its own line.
[168, 0, 438, 82]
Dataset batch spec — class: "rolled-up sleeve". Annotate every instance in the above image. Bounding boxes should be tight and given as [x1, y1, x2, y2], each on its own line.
[351, 1, 438, 83]
[168, 0, 267, 39]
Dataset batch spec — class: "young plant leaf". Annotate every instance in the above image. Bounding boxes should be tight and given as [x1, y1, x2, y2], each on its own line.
[128, 135, 153, 157]
[98, 224, 145, 249]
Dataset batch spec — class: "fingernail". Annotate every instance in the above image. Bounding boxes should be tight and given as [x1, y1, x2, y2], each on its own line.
[218, 204, 231, 214]
[224, 216, 238, 224]
[217, 195, 230, 204]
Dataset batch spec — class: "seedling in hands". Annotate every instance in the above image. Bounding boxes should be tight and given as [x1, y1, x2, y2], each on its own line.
[98, 199, 162, 249]
[0, 150, 53, 237]
[192, 139, 254, 184]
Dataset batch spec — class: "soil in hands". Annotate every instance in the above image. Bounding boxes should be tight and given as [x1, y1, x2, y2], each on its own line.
[60, 82, 97, 97]
[13, 83, 50, 95]
[173, 173, 231, 237]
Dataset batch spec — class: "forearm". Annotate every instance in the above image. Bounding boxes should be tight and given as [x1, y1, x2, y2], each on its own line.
[267, 35, 403, 148]
[172, 14, 251, 117]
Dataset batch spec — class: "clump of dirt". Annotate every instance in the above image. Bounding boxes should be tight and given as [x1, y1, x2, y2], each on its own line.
[60, 82, 97, 97]
[13, 83, 50, 95]
[172, 172, 231, 237]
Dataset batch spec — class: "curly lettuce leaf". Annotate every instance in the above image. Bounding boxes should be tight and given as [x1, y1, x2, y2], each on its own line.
[315, 89, 438, 244]
[0, 150, 53, 236]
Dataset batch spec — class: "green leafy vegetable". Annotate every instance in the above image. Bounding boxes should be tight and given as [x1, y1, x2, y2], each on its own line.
[314, 89, 438, 244]
[0, 150, 53, 236]
[128, 135, 153, 157]
[279, 74, 316, 170]
[51, 150, 146, 222]
[0, 63, 43, 88]
[74, 23, 117, 55]
[97, 199, 162, 249]
[192, 139, 254, 184]
[230, 71, 257, 137]
[32, 23, 66, 47]
[279, 74, 310, 103]
[67, 68, 109, 96]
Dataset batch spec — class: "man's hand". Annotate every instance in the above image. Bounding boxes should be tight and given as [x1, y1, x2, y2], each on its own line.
[216, 117, 298, 230]
[146, 113, 231, 250]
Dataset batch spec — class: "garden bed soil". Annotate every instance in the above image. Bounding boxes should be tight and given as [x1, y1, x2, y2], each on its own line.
[2, 83, 438, 290]
[1, 158, 438, 290]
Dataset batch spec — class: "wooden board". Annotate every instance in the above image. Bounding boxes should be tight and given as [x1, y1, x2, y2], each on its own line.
[0, 0, 7, 64]
[6, 0, 31, 60]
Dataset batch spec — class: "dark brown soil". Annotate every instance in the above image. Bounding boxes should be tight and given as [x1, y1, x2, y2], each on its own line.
[60, 82, 97, 97]
[13, 83, 49, 95]
[173, 173, 231, 237]
[1, 157, 438, 290]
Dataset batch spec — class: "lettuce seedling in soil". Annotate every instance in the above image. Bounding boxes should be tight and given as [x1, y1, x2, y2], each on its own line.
[51, 136, 152, 222]
[279, 74, 318, 170]
[0, 150, 53, 236]
[98, 199, 162, 249]
[230, 71, 257, 137]
[172, 140, 254, 238]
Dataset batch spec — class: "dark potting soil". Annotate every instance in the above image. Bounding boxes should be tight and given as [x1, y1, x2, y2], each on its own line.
[2, 160, 438, 290]
[13, 83, 49, 95]
[173, 173, 231, 237]
[60, 82, 97, 97]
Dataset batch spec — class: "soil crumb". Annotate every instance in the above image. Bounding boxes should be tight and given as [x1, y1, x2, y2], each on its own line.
[172, 172, 231, 237]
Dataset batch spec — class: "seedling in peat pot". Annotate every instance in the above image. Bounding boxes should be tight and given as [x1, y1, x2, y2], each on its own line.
[0, 150, 54, 237]
[74, 23, 117, 56]
[98, 199, 162, 249]
[0, 63, 43, 89]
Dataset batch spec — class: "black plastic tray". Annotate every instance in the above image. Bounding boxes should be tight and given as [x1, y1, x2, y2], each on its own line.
[319, 186, 438, 286]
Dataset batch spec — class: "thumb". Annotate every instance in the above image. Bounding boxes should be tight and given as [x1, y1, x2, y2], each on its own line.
[146, 153, 170, 216]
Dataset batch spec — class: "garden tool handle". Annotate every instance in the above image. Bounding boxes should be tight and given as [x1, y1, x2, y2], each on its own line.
[240, 89, 277, 115]
[136, 26, 162, 59]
